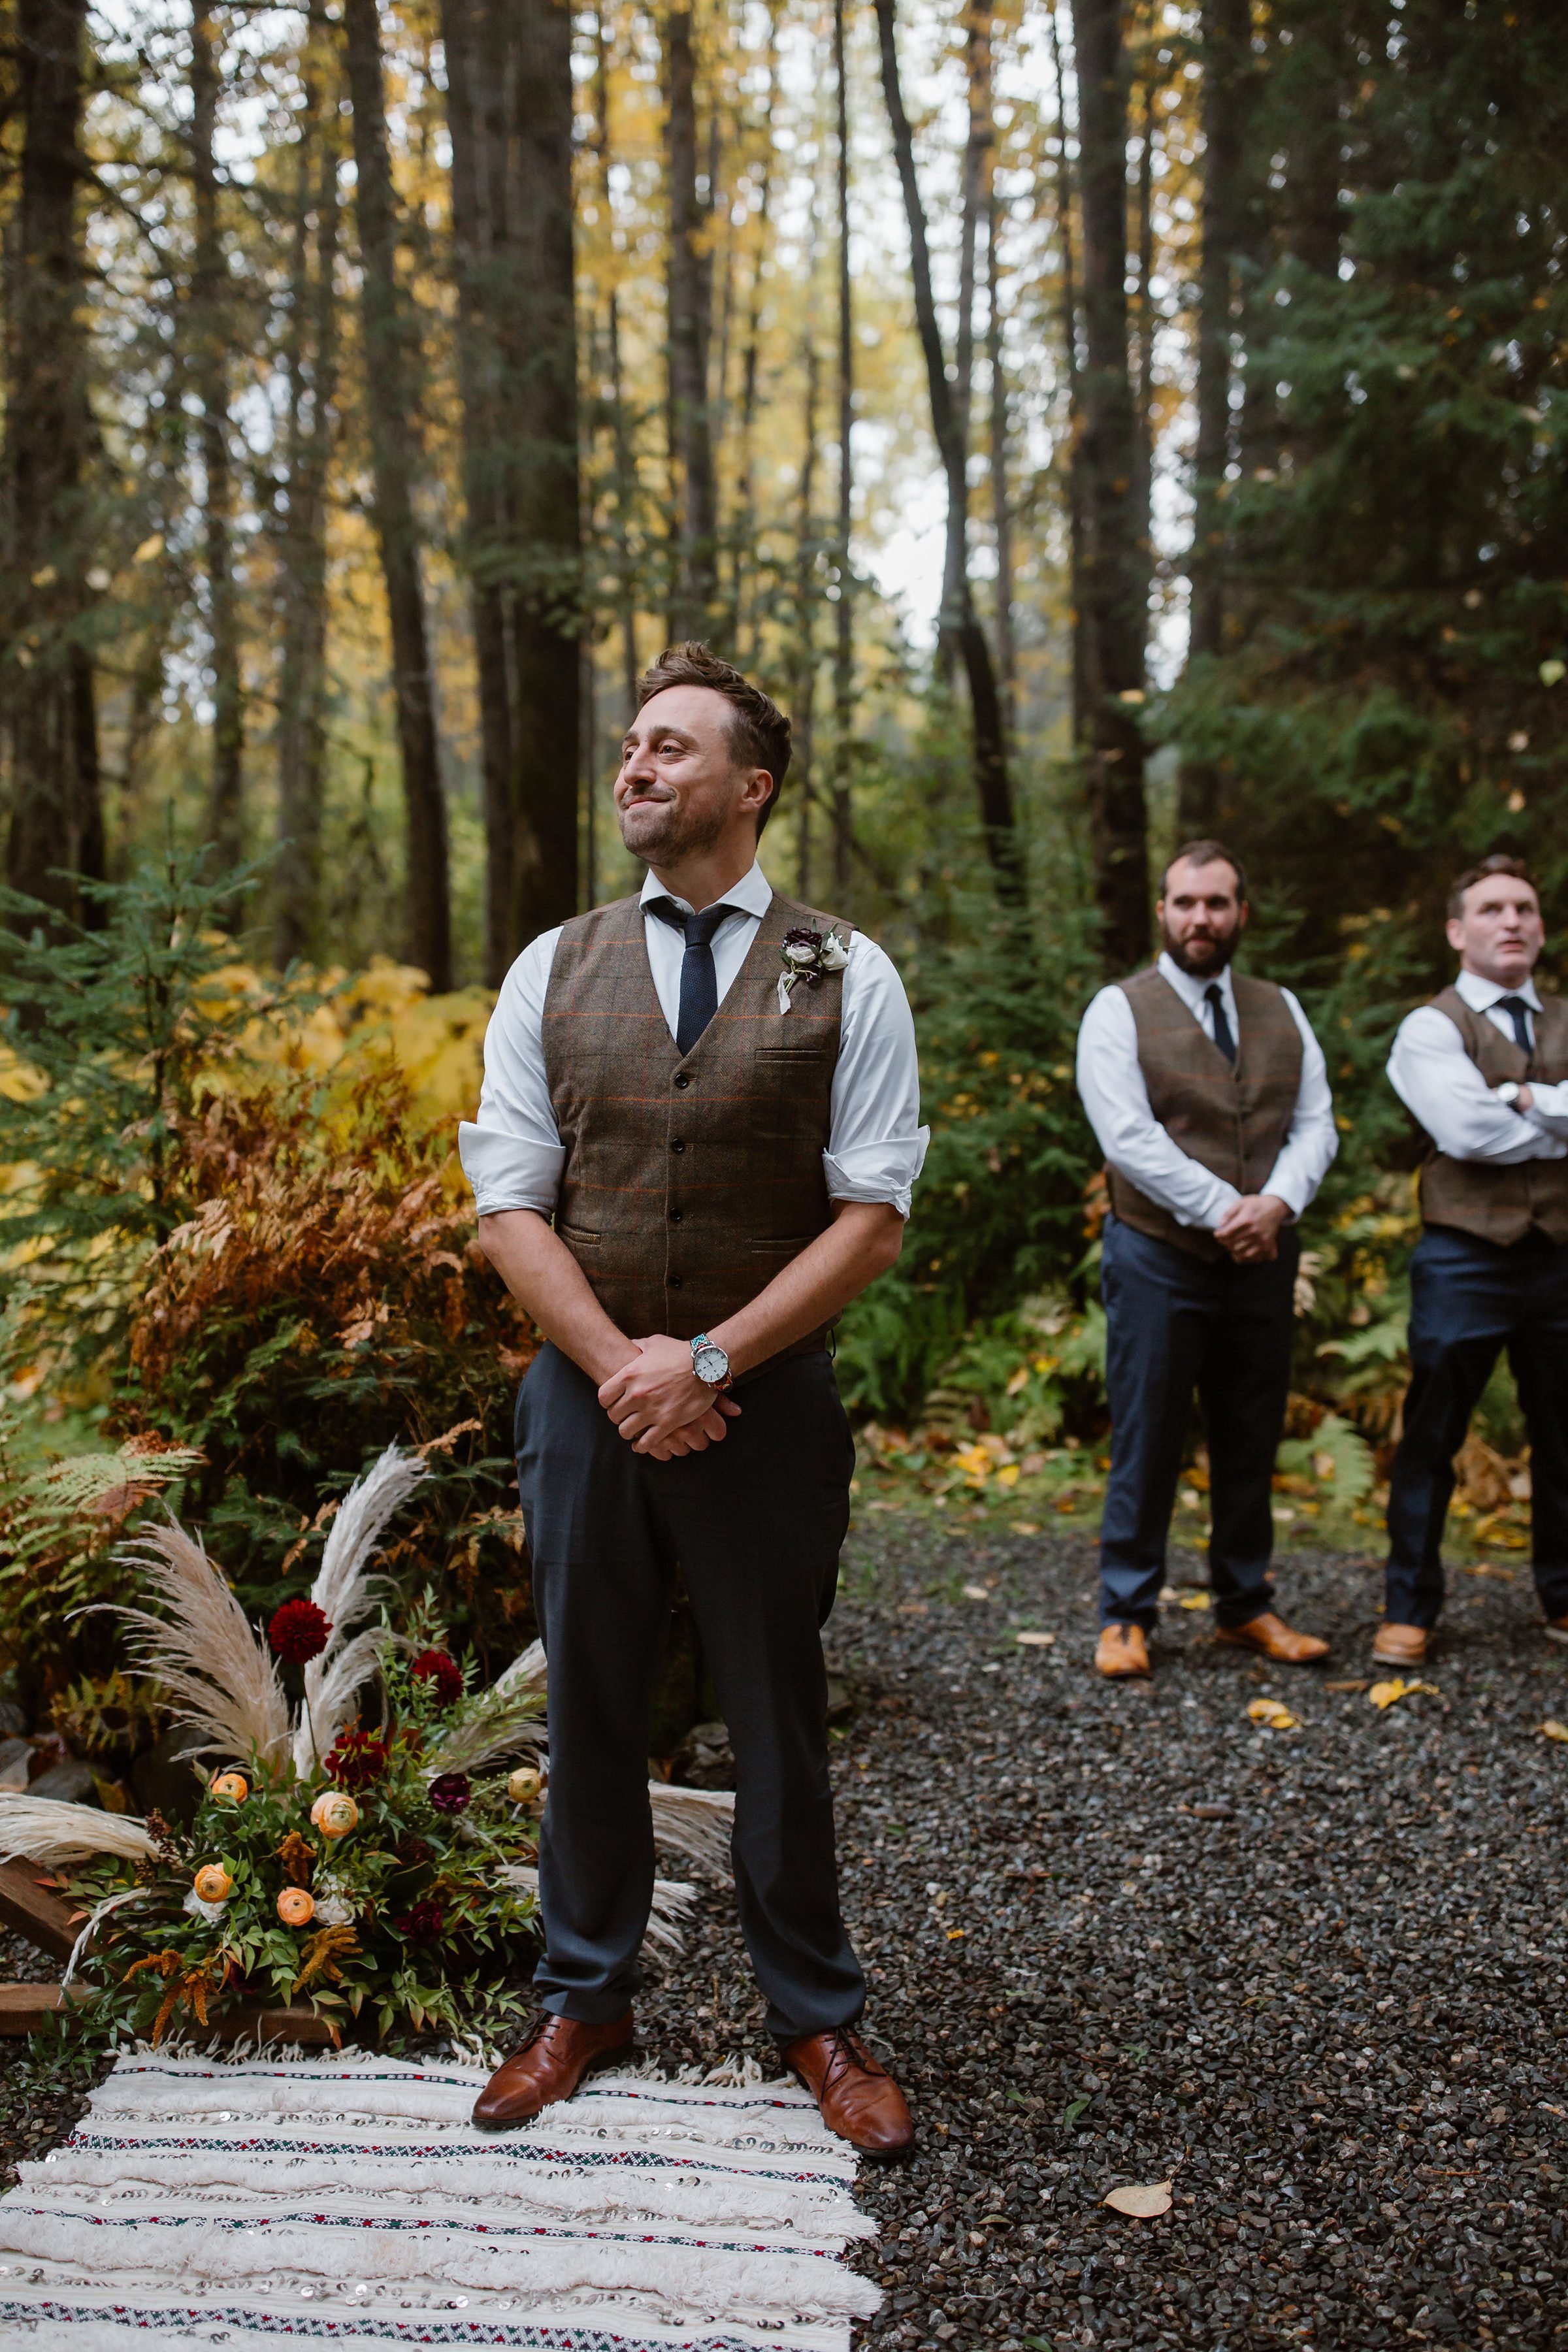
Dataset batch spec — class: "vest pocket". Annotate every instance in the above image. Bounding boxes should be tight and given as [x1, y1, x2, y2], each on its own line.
[555, 1221, 601, 1247]
[749, 1235, 816, 1252]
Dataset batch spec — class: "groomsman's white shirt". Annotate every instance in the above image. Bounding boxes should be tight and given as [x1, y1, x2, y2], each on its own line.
[1076, 951, 1338, 1233]
[1387, 967, 1568, 1164]
[459, 860, 930, 1220]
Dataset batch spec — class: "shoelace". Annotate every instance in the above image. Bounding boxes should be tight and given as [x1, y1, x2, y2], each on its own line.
[819, 2028, 877, 2091]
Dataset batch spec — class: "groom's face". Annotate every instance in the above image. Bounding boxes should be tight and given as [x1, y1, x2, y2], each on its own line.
[615, 685, 772, 867]
[1158, 856, 1248, 976]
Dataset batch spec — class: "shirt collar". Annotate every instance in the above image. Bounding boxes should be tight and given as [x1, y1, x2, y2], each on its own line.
[1157, 949, 1236, 1015]
[1455, 966, 1542, 1013]
[639, 860, 772, 921]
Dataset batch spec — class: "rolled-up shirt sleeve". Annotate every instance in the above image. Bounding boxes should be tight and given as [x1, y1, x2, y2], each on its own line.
[823, 935, 929, 1218]
[457, 928, 568, 1216]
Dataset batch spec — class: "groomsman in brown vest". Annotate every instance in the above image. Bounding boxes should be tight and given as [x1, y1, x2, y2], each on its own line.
[1377, 854, 1568, 1664]
[457, 644, 925, 2155]
[1076, 841, 1338, 1678]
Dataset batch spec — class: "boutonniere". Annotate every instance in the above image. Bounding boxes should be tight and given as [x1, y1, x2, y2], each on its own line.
[776, 925, 851, 1013]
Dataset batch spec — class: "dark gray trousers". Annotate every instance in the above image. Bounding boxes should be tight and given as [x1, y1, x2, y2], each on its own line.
[515, 1340, 865, 2041]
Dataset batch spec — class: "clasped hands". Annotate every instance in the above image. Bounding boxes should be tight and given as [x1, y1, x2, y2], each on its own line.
[1213, 1192, 1291, 1263]
[597, 1333, 741, 1460]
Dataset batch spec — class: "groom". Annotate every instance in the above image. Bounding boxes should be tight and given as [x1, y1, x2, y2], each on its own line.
[458, 643, 925, 2157]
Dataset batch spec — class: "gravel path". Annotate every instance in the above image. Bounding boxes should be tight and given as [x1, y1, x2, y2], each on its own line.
[5, 1519, 1566, 2349]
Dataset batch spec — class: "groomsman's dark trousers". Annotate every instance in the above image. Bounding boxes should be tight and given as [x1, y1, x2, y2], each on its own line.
[514, 1341, 865, 2042]
[1383, 1223, 1568, 1628]
[1098, 1213, 1299, 1630]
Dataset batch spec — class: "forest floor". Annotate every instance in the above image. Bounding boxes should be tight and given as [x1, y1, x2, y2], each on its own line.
[3, 1516, 1567, 2350]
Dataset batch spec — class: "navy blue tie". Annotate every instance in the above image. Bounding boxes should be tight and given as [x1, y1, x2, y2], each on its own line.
[649, 899, 728, 1056]
[1497, 994, 1533, 1053]
[1205, 983, 1237, 1066]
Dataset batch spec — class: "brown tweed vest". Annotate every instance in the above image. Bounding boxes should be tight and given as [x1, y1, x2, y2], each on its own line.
[542, 888, 854, 1362]
[1106, 966, 1305, 1264]
[1416, 985, 1568, 1245]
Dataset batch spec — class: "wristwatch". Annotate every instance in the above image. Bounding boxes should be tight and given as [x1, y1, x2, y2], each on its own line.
[690, 1333, 733, 1391]
[1495, 1081, 1523, 1108]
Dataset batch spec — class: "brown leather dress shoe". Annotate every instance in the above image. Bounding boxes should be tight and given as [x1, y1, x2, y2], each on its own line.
[1096, 1622, 1150, 1678]
[782, 2026, 914, 2161]
[472, 2009, 634, 2131]
[1372, 1621, 1428, 1665]
[1545, 1618, 1568, 1647]
[1213, 1610, 1329, 1664]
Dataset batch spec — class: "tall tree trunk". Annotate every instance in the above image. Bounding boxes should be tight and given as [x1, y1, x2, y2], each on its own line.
[593, 7, 640, 727]
[987, 178, 1015, 742]
[830, 0, 853, 898]
[937, 2, 989, 678]
[731, 14, 776, 662]
[1181, 0, 1251, 833]
[1047, 5, 1088, 749]
[1071, 0, 1149, 972]
[342, 0, 451, 989]
[793, 306, 819, 903]
[664, 7, 717, 638]
[506, 0, 581, 945]
[273, 7, 340, 966]
[874, 0, 1021, 898]
[5, 0, 101, 922]
[1131, 76, 1156, 574]
[189, 1, 243, 866]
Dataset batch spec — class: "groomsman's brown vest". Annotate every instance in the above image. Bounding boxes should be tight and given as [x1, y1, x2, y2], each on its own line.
[542, 889, 853, 1361]
[1106, 966, 1304, 1264]
[1416, 985, 1568, 1245]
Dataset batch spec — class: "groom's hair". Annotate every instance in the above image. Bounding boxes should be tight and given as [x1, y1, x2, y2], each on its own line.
[637, 642, 792, 832]
[1448, 852, 1535, 919]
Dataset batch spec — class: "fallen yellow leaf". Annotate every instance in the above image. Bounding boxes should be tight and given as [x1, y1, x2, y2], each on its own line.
[962, 1583, 990, 1601]
[1367, 1678, 1441, 1711]
[1015, 1630, 1056, 1648]
[1540, 1720, 1568, 1744]
[1103, 2180, 1173, 2218]
[1014, 1520, 1040, 1535]
[1179, 1592, 1213, 1611]
[1247, 1697, 1300, 1731]
[994, 1463, 1021, 1488]
[953, 1444, 992, 1479]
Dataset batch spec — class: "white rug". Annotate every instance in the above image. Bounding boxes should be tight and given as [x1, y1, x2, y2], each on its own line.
[0, 2050, 881, 2350]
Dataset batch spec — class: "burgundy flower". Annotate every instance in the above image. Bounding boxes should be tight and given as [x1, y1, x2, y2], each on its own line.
[410, 1649, 463, 1708]
[269, 1597, 333, 1665]
[391, 1898, 445, 1945]
[428, 1771, 471, 1816]
[326, 1729, 390, 1790]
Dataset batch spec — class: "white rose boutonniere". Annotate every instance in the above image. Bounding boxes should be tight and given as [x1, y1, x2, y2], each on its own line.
[777, 925, 851, 1013]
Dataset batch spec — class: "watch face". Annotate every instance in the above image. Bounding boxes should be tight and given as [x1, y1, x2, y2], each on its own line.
[694, 1344, 728, 1383]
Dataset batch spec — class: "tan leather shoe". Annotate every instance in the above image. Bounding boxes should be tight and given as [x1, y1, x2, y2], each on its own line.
[1545, 1618, 1568, 1647]
[1096, 1622, 1151, 1678]
[472, 2009, 634, 2130]
[1213, 1610, 1329, 1664]
[782, 2026, 914, 2161]
[1372, 1621, 1428, 1665]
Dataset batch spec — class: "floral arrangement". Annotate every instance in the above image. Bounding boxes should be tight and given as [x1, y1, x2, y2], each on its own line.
[0, 1445, 733, 2044]
[776, 926, 851, 1014]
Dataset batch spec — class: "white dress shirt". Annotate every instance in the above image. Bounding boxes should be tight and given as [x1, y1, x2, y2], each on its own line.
[1386, 967, 1568, 1164]
[459, 861, 930, 1219]
[1075, 951, 1338, 1231]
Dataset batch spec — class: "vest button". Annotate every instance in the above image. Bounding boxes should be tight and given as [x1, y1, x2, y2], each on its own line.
[670, 1138, 685, 1152]
[668, 1273, 683, 1288]
[674, 1073, 691, 1089]
[669, 1208, 683, 1223]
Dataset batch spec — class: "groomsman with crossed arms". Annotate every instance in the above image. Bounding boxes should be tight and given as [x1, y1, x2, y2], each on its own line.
[1076, 841, 1338, 1678]
[1377, 854, 1568, 1664]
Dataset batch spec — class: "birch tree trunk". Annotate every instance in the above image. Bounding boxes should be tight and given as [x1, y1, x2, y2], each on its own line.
[273, 8, 340, 966]
[874, 0, 1021, 898]
[1071, 0, 1149, 971]
[342, 0, 452, 989]
[5, 0, 102, 922]
[190, 1, 244, 867]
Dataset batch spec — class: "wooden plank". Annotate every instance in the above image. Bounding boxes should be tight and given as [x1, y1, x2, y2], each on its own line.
[0, 1980, 339, 2045]
[0, 1861, 86, 1963]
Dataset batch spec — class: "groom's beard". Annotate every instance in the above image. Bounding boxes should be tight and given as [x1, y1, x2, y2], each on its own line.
[619, 790, 728, 866]
[1160, 920, 1240, 978]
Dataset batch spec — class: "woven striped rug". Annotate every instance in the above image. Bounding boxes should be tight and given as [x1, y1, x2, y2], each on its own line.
[0, 2050, 880, 2351]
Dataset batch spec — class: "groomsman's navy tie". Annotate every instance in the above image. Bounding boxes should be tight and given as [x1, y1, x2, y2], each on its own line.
[1497, 994, 1533, 1053]
[649, 899, 730, 1054]
[1205, 983, 1237, 1066]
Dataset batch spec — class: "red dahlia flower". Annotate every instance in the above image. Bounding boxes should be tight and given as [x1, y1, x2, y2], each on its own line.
[391, 1898, 446, 1945]
[428, 1771, 471, 1815]
[269, 1597, 333, 1665]
[325, 1729, 390, 1790]
[410, 1649, 463, 1708]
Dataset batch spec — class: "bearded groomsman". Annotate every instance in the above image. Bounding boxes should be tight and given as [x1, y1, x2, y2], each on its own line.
[459, 644, 926, 2156]
[1076, 841, 1338, 1678]
[1377, 855, 1568, 1665]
